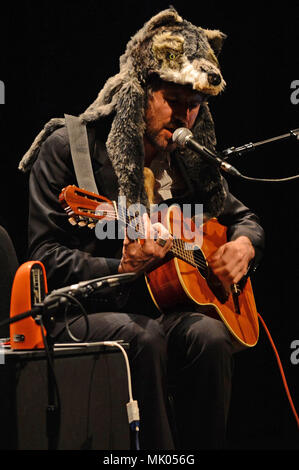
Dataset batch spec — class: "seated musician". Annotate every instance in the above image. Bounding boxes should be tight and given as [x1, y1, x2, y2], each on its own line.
[19, 8, 265, 450]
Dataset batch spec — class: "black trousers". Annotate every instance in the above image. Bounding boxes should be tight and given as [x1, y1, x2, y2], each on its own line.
[51, 311, 237, 450]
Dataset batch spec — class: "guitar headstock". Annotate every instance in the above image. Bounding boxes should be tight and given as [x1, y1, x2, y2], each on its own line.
[59, 185, 116, 228]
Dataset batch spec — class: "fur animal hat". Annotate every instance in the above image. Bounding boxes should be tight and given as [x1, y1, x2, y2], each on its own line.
[19, 7, 227, 215]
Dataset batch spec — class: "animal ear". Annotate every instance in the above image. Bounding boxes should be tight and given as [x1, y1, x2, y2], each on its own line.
[120, 8, 183, 67]
[202, 29, 227, 56]
[144, 7, 183, 33]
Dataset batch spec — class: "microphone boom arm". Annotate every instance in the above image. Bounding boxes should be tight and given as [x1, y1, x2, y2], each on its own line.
[172, 127, 299, 183]
[221, 128, 299, 160]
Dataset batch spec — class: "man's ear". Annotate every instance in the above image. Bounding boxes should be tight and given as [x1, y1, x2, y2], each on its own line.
[202, 29, 227, 56]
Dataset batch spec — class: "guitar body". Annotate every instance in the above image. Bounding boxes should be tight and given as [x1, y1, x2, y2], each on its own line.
[145, 205, 259, 348]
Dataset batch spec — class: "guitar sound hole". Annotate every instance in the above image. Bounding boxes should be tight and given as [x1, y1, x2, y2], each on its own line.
[173, 240, 208, 278]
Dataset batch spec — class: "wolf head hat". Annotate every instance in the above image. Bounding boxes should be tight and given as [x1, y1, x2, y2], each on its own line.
[19, 7, 227, 215]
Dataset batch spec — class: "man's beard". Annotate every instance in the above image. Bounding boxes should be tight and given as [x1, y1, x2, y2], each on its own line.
[144, 128, 176, 154]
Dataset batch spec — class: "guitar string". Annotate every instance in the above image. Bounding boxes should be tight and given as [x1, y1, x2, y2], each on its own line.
[75, 209, 207, 271]
[72, 205, 208, 272]
[124, 210, 208, 272]
[76, 209, 208, 271]
[122, 216, 208, 273]
[118, 211, 208, 271]
[72, 200, 201, 267]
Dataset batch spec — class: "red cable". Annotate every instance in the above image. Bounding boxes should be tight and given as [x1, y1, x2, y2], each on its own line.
[257, 312, 299, 429]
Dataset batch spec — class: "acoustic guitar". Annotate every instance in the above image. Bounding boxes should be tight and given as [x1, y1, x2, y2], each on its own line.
[59, 184, 259, 347]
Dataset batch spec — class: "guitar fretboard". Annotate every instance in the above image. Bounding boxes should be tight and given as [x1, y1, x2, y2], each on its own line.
[116, 206, 208, 277]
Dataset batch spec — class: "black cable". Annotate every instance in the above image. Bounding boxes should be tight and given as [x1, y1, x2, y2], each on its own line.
[237, 174, 299, 182]
[221, 160, 299, 182]
[62, 294, 90, 343]
[47, 293, 90, 343]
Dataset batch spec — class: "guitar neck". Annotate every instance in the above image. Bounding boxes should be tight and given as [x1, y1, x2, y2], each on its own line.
[60, 185, 208, 276]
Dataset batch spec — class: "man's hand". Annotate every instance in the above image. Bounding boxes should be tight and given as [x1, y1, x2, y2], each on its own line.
[118, 214, 172, 274]
[207, 236, 255, 291]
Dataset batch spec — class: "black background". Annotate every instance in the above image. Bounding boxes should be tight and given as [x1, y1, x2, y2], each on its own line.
[0, 0, 298, 450]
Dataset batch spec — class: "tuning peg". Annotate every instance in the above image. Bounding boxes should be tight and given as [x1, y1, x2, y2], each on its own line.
[78, 220, 87, 227]
[65, 205, 74, 215]
[88, 222, 96, 229]
[68, 217, 77, 225]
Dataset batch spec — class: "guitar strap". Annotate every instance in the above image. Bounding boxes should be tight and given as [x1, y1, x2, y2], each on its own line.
[64, 114, 99, 194]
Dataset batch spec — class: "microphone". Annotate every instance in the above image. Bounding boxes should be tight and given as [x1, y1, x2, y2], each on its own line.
[172, 128, 242, 177]
[47, 272, 139, 300]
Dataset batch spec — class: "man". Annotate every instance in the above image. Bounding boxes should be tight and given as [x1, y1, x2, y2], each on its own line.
[119, 77, 256, 288]
[20, 8, 264, 450]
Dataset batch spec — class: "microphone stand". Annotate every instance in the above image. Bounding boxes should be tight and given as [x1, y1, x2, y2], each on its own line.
[0, 272, 138, 450]
[221, 128, 299, 160]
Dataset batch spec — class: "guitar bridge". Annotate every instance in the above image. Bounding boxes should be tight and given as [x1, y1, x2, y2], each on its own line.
[231, 284, 241, 314]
